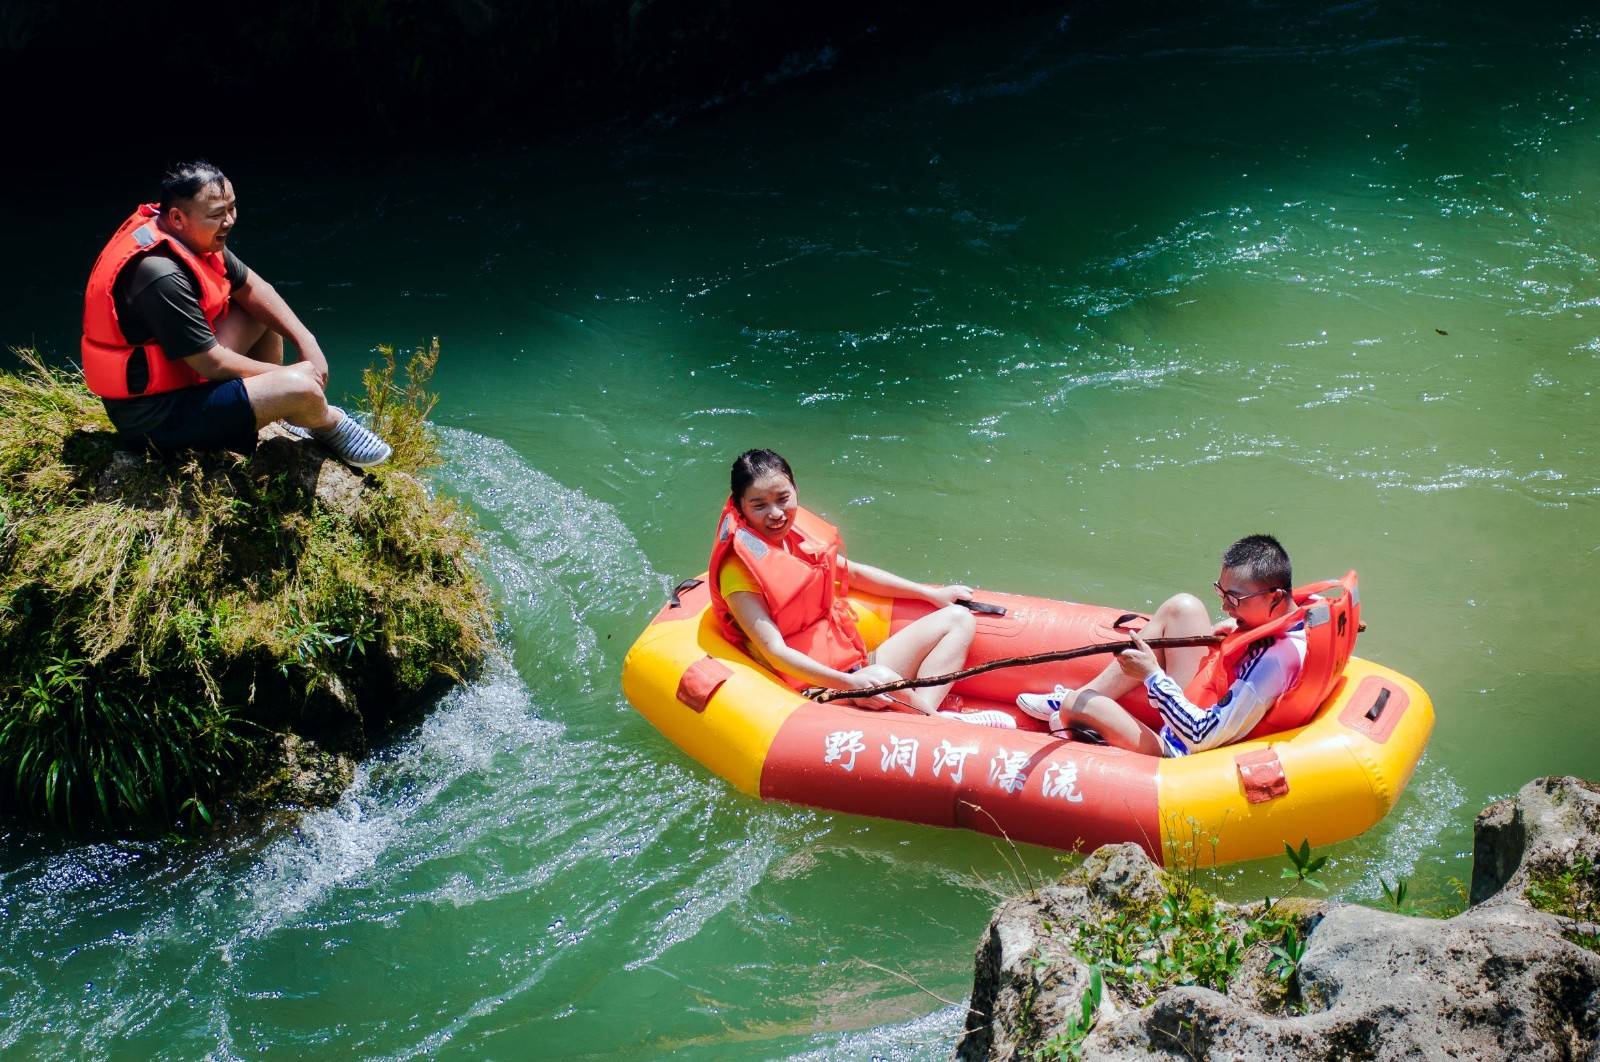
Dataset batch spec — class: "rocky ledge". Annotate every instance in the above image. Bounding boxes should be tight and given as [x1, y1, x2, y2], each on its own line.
[957, 776, 1600, 1059]
[0, 347, 491, 829]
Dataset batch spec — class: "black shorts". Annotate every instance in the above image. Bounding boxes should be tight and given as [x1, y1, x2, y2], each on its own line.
[142, 379, 259, 455]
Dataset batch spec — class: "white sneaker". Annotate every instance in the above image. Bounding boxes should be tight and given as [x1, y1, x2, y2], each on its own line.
[278, 420, 314, 440]
[1016, 685, 1073, 722]
[938, 709, 1018, 730]
[313, 410, 393, 468]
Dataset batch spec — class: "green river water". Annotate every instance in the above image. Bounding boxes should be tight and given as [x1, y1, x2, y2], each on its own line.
[4, 3, 1600, 1056]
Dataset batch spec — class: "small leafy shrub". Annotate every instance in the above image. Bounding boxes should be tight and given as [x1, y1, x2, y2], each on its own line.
[1069, 835, 1324, 1006]
[1379, 876, 1411, 914]
[0, 650, 240, 826]
[1282, 838, 1329, 890]
[1071, 864, 1308, 1006]
[362, 338, 441, 474]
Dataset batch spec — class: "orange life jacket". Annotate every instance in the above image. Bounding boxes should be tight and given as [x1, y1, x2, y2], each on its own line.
[81, 203, 231, 399]
[1182, 570, 1361, 738]
[708, 500, 869, 687]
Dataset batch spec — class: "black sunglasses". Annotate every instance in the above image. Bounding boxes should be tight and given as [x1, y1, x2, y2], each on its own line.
[1213, 581, 1287, 609]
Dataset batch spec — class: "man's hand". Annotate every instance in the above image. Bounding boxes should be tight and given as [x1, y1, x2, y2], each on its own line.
[299, 338, 330, 389]
[1117, 631, 1161, 681]
[1213, 617, 1239, 637]
[923, 584, 974, 608]
[235, 271, 329, 388]
[283, 358, 327, 391]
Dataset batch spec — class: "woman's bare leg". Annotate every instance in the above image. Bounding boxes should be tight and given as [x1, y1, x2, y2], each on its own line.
[870, 605, 976, 713]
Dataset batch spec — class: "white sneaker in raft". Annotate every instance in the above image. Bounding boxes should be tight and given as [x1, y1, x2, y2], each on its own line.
[937, 709, 1018, 729]
[1015, 685, 1074, 722]
[313, 409, 393, 468]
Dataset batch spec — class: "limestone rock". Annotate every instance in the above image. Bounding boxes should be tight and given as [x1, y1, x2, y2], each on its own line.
[253, 422, 373, 518]
[1084, 841, 1168, 910]
[1471, 775, 1600, 908]
[955, 878, 1099, 1062]
[2, 359, 490, 830]
[957, 844, 1156, 1060]
[82, 423, 389, 521]
[244, 733, 357, 809]
[1088, 902, 1599, 1059]
[957, 778, 1600, 1061]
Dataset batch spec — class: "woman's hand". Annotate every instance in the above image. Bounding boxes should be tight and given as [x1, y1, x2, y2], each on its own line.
[922, 584, 974, 609]
[841, 663, 905, 710]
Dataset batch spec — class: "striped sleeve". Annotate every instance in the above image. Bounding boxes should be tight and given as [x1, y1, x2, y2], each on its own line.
[1145, 634, 1303, 755]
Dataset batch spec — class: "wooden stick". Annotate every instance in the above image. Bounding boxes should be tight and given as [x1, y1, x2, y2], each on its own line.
[807, 634, 1224, 703]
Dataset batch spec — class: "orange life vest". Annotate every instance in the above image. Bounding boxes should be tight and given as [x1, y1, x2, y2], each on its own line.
[708, 500, 870, 687]
[1182, 570, 1361, 738]
[81, 203, 231, 399]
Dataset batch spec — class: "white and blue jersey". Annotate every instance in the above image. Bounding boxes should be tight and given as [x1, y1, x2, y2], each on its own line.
[1145, 625, 1307, 758]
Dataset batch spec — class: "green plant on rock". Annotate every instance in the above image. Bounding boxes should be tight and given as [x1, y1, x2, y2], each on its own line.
[1064, 836, 1325, 1027]
[1379, 876, 1412, 914]
[1265, 924, 1307, 981]
[362, 338, 441, 474]
[1030, 965, 1102, 1061]
[0, 648, 243, 827]
[1525, 854, 1600, 952]
[1074, 870, 1253, 999]
[1282, 838, 1329, 891]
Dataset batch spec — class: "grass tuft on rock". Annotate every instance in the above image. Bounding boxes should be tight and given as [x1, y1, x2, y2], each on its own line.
[0, 343, 492, 830]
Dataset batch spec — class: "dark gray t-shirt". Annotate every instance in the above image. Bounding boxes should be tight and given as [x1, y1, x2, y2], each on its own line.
[101, 247, 249, 435]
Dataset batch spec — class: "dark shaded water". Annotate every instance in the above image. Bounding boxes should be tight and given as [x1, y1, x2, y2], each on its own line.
[4, 3, 1599, 1056]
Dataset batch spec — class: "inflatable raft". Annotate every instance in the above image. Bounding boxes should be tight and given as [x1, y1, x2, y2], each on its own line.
[621, 577, 1433, 866]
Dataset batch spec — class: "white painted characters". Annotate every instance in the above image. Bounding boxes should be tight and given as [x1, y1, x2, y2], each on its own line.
[1041, 760, 1085, 802]
[932, 740, 980, 784]
[988, 748, 1030, 794]
[824, 729, 867, 772]
[880, 735, 919, 776]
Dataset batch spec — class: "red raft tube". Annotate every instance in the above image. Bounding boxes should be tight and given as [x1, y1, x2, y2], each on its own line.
[621, 575, 1432, 867]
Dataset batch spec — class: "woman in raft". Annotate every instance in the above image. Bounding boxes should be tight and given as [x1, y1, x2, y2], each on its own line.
[710, 448, 1002, 723]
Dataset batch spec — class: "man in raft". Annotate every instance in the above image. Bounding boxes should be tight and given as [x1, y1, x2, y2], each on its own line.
[81, 161, 391, 465]
[1017, 534, 1305, 756]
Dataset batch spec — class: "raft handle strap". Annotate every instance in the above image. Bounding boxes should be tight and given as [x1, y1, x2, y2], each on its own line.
[668, 577, 705, 609]
[1364, 687, 1391, 722]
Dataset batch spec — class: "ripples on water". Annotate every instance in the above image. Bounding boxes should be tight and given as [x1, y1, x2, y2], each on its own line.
[0, 432, 982, 1056]
[6, 3, 1600, 1056]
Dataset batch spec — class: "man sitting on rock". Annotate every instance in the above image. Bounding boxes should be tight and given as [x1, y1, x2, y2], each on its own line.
[81, 160, 390, 465]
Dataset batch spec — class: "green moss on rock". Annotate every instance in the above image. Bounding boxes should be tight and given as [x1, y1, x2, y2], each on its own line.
[1526, 854, 1600, 952]
[0, 343, 492, 829]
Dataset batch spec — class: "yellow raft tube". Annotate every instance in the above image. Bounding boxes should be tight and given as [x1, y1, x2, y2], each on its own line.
[622, 578, 1433, 866]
